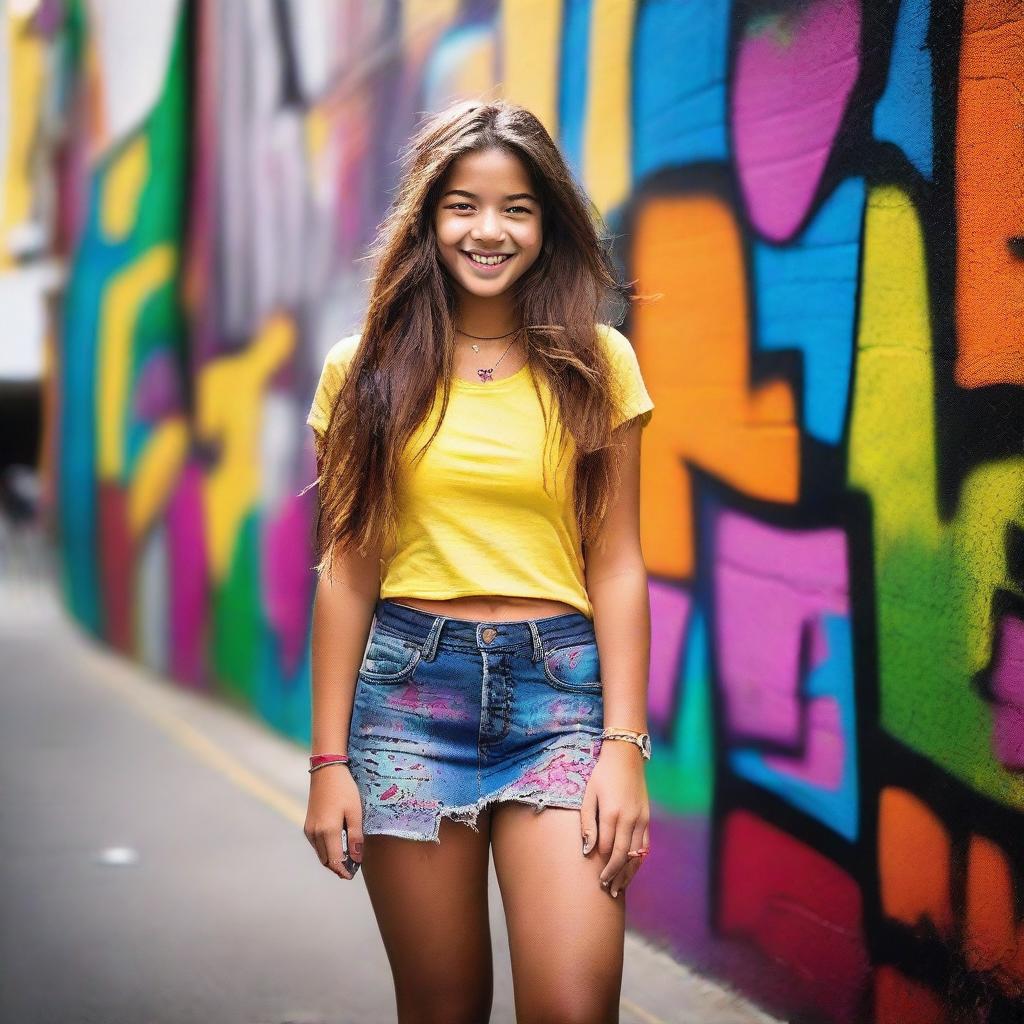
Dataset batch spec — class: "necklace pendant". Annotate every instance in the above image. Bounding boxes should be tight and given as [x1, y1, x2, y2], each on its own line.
[471, 343, 480, 352]
[477, 367, 494, 382]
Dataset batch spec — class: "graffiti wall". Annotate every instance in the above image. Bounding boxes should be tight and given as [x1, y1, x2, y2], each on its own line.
[19, 0, 1024, 1020]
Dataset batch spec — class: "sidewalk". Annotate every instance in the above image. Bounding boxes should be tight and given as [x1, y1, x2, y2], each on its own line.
[0, 526, 779, 1023]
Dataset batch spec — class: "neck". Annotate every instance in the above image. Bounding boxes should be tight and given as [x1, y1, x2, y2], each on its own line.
[454, 290, 518, 339]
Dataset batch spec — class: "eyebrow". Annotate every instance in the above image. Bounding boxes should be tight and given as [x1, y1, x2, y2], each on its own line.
[441, 189, 538, 203]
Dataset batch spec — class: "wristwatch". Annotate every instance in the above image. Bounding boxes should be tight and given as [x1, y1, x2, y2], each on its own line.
[601, 728, 652, 761]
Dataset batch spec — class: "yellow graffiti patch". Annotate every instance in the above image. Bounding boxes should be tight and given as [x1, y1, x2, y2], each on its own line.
[101, 136, 150, 241]
[583, 0, 634, 214]
[198, 314, 296, 582]
[848, 185, 938, 547]
[499, 0, 561, 129]
[97, 245, 177, 481]
[1, 10, 45, 270]
[128, 415, 188, 537]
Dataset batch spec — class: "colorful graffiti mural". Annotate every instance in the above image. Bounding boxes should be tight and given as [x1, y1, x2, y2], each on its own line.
[12, 0, 1024, 1020]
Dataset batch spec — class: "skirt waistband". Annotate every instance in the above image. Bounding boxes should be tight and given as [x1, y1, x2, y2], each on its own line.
[373, 598, 595, 661]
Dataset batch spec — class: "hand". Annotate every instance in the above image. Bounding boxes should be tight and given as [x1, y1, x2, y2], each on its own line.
[580, 740, 650, 898]
[303, 765, 364, 880]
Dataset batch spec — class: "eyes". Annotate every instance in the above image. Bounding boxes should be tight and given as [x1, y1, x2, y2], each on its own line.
[446, 202, 533, 216]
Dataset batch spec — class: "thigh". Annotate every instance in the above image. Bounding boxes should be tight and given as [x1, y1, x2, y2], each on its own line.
[491, 801, 624, 1024]
[362, 809, 495, 1024]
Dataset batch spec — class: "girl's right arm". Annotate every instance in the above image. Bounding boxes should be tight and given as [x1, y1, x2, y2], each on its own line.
[303, 520, 381, 881]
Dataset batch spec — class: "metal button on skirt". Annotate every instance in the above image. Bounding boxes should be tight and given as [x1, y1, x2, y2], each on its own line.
[347, 597, 605, 843]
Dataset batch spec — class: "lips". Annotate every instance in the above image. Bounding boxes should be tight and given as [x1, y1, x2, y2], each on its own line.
[460, 250, 515, 271]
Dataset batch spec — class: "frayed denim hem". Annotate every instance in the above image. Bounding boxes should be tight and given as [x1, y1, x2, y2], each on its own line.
[365, 791, 587, 844]
[361, 737, 600, 844]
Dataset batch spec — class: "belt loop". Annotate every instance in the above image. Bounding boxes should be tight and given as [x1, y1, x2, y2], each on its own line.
[528, 621, 544, 663]
[422, 615, 447, 662]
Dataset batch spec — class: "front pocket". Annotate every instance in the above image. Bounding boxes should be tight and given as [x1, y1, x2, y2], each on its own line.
[542, 640, 602, 693]
[359, 627, 421, 683]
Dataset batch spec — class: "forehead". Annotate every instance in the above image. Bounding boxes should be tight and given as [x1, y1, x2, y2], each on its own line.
[440, 147, 534, 196]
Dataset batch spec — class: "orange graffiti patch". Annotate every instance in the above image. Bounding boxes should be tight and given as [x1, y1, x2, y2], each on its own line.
[954, 0, 1024, 387]
[878, 787, 953, 938]
[631, 193, 800, 579]
[965, 835, 1024, 995]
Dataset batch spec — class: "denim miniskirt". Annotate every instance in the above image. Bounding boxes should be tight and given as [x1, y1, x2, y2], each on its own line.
[347, 597, 606, 843]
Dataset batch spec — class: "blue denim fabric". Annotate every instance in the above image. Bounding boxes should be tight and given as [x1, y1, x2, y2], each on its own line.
[348, 598, 606, 842]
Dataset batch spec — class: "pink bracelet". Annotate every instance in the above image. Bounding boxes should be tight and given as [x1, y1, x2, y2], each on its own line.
[309, 753, 351, 773]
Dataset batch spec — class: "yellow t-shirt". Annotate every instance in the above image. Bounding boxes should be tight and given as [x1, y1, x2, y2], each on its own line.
[306, 323, 654, 619]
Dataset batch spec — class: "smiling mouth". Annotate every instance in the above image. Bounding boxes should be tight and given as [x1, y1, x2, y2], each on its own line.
[462, 251, 514, 267]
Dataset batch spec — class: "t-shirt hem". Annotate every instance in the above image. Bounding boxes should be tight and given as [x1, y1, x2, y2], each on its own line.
[380, 586, 594, 619]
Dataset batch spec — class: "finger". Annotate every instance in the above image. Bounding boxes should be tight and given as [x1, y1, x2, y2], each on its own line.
[606, 816, 639, 894]
[619, 820, 652, 894]
[599, 814, 635, 891]
[313, 828, 331, 868]
[609, 819, 648, 897]
[580, 786, 598, 855]
[324, 826, 352, 879]
[347, 811, 365, 868]
[596, 803, 618, 880]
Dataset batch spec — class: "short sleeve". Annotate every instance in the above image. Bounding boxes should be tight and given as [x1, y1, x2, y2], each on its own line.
[599, 323, 654, 430]
[306, 333, 361, 438]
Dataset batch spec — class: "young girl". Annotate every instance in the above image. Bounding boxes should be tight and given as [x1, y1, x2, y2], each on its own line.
[303, 99, 654, 1024]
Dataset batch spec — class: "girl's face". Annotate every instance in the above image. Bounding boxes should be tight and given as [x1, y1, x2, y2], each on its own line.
[434, 147, 543, 300]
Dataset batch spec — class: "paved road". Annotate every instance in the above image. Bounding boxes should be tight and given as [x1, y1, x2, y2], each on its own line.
[0, 528, 778, 1024]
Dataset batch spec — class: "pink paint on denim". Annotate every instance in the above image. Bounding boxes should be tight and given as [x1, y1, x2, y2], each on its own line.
[732, 0, 861, 241]
[649, 582, 692, 729]
[382, 682, 476, 722]
[502, 747, 596, 802]
[714, 510, 848, 748]
[526, 695, 599, 735]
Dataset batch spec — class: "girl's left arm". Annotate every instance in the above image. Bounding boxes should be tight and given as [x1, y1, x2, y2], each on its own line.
[581, 419, 651, 898]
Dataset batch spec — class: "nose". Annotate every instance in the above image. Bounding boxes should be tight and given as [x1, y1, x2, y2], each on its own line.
[472, 207, 504, 241]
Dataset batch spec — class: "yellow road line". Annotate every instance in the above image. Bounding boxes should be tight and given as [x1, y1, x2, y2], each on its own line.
[84, 652, 307, 828]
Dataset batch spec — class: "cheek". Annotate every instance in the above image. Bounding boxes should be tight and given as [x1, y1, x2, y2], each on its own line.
[435, 214, 462, 247]
[517, 224, 542, 254]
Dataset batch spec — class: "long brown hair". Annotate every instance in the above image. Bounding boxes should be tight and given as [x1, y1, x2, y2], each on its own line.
[311, 98, 638, 580]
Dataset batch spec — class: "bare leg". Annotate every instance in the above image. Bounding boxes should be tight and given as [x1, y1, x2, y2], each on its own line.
[491, 802, 624, 1023]
[361, 809, 495, 1024]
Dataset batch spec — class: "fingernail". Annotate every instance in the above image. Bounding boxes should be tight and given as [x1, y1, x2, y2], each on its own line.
[611, 889, 618, 898]
[600, 878, 609, 887]
[353, 842, 363, 856]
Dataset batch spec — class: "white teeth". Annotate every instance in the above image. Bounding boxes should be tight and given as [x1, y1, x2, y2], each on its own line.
[467, 252, 511, 266]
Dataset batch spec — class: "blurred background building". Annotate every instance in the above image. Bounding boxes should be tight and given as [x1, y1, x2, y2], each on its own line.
[3, 1, 1023, 1021]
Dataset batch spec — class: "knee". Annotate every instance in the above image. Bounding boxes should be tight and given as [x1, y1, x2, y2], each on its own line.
[397, 989, 492, 1024]
[519, 996, 617, 1024]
